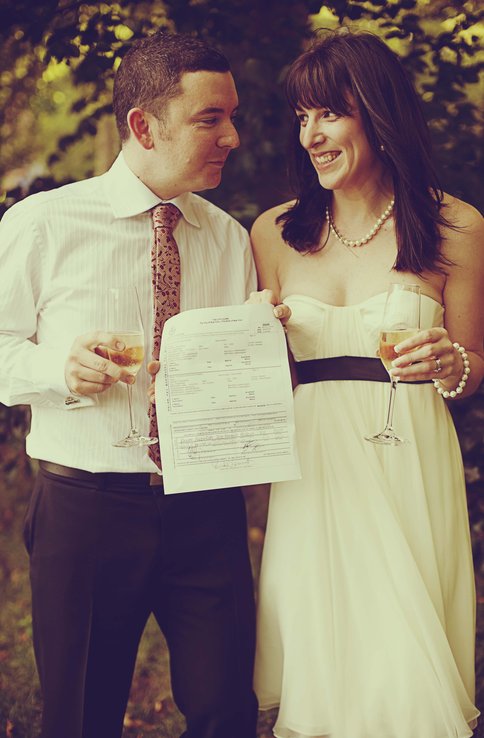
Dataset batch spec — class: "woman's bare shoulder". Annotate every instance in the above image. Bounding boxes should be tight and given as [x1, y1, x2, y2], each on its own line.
[442, 193, 482, 230]
[249, 201, 296, 293]
[251, 200, 296, 241]
[441, 193, 483, 267]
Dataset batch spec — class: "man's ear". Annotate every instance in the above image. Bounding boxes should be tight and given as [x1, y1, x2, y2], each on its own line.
[127, 108, 154, 149]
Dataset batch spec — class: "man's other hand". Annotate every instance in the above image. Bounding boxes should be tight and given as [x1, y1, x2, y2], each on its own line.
[147, 360, 160, 404]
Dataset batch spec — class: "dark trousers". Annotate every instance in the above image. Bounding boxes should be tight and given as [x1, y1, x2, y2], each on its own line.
[23, 467, 258, 738]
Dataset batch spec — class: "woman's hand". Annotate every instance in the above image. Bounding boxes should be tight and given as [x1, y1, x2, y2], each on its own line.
[390, 327, 464, 384]
[245, 289, 291, 325]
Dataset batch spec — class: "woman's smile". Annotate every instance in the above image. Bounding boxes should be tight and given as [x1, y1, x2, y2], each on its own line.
[311, 150, 341, 169]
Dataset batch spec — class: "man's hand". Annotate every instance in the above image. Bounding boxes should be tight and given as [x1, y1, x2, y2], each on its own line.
[147, 360, 160, 404]
[246, 289, 291, 324]
[65, 331, 135, 396]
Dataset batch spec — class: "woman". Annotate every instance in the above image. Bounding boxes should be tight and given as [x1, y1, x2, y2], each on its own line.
[251, 29, 483, 738]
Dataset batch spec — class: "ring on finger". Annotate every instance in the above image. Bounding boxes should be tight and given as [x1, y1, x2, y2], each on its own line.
[434, 357, 442, 373]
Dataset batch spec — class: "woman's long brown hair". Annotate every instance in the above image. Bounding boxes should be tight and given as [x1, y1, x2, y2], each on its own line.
[277, 29, 453, 274]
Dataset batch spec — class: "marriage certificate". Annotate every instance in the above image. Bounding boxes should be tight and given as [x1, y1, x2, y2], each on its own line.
[155, 303, 301, 494]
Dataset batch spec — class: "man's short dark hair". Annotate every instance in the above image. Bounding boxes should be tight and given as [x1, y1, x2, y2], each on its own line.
[113, 31, 231, 142]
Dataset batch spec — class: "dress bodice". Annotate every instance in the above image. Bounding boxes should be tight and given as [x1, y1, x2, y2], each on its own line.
[283, 293, 445, 362]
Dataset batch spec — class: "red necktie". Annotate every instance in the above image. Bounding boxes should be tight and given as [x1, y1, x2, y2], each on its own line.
[148, 203, 181, 469]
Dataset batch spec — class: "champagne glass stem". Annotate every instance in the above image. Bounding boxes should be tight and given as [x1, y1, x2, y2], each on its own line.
[112, 380, 157, 448]
[126, 383, 136, 435]
[383, 379, 398, 434]
[365, 378, 404, 445]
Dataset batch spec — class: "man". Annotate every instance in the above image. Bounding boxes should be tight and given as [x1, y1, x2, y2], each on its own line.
[0, 32, 258, 738]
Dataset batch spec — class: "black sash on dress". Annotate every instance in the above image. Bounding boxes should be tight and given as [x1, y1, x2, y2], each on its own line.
[295, 356, 431, 385]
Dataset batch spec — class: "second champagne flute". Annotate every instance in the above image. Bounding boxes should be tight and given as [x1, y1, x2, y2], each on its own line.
[106, 286, 157, 448]
[365, 283, 421, 446]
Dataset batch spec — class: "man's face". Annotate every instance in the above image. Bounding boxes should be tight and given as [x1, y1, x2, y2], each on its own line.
[149, 70, 240, 198]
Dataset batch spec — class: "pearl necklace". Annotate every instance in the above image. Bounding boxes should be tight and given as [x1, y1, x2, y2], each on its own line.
[326, 198, 395, 248]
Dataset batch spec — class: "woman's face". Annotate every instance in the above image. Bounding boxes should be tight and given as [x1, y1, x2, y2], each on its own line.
[296, 97, 383, 194]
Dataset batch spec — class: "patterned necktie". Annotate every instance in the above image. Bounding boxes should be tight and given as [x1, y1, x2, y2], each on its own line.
[148, 203, 182, 469]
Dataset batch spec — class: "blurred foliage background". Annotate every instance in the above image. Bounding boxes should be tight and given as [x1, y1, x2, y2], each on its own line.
[0, 0, 483, 736]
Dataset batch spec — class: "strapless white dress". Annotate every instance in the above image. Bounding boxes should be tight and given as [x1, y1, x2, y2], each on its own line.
[255, 293, 479, 738]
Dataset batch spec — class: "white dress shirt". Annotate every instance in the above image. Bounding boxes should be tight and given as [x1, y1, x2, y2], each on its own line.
[0, 153, 256, 472]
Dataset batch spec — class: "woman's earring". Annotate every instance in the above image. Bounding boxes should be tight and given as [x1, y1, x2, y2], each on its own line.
[380, 144, 385, 151]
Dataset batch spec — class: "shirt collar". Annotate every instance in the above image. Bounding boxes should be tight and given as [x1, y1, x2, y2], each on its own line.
[103, 152, 201, 228]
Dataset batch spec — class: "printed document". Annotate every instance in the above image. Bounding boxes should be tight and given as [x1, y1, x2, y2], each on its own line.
[155, 303, 301, 494]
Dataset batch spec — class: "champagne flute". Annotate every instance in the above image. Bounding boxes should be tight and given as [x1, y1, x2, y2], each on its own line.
[365, 283, 421, 445]
[106, 286, 157, 448]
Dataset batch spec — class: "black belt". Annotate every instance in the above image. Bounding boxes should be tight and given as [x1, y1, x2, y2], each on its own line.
[295, 356, 430, 384]
[38, 460, 163, 487]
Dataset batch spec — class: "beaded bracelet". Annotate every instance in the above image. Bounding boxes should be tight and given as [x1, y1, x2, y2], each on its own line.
[432, 342, 470, 399]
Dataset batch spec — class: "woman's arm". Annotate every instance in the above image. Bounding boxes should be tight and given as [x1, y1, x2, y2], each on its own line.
[247, 203, 294, 323]
[439, 198, 484, 396]
[250, 203, 294, 295]
[391, 197, 484, 398]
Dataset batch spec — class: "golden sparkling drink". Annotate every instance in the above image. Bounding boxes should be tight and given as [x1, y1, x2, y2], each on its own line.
[379, 329, 419, 372]
[108, 332, 144, 376]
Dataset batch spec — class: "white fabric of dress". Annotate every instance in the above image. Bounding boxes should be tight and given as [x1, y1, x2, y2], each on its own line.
[255, 293, 479, 738]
